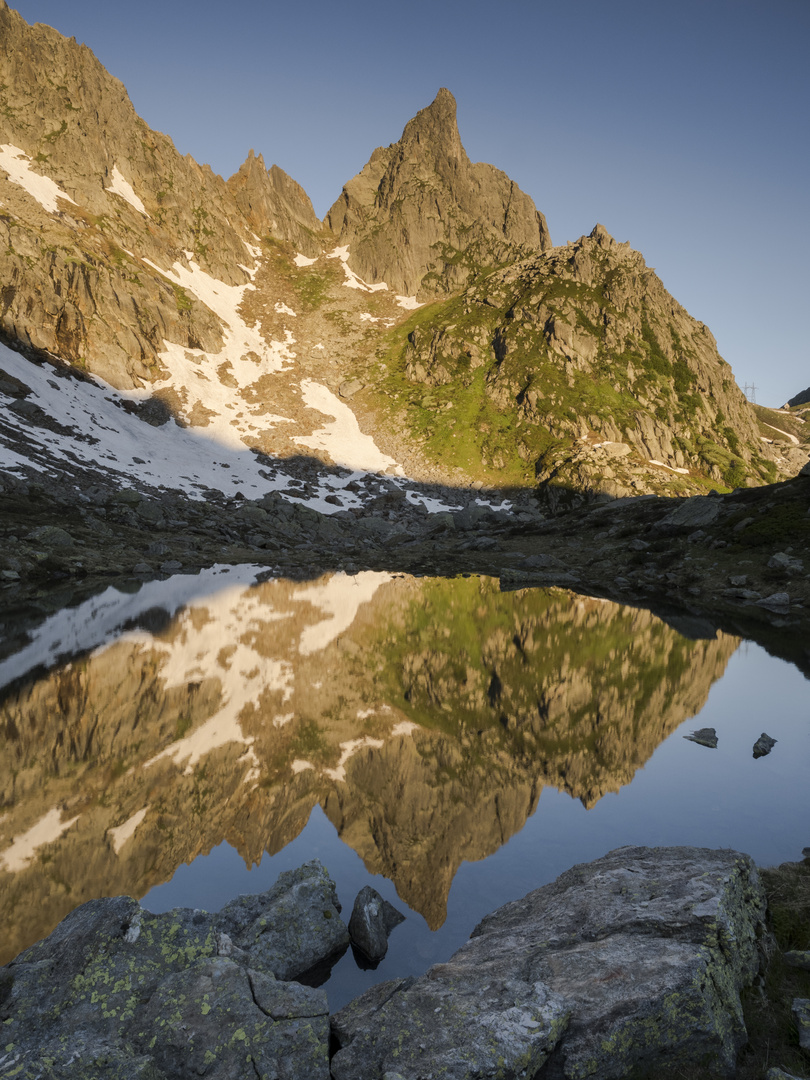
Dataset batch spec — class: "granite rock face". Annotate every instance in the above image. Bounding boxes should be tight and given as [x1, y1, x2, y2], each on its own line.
[227, 150, 322, 256]
[0, 2, 314, 390]
[330, 846, 769, 1080]
[326, 88, 551, 297]
[0, 861, 342, 1079]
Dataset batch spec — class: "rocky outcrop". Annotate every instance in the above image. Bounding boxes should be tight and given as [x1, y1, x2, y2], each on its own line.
[0, 847, 773, 1079]
[0, 860, 343, 1079]
[786, 386, 810, 408]
[326, 88, 551, 297]
[0, 2, 315, 390]
[331, 846, 770, 1080]
[227, 151, 322, 256]
[395, 223, 784, 492]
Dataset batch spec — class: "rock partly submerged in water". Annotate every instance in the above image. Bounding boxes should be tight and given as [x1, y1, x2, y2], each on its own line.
[347, 885, 406, 964]
[753, 731, 778, 758]
[0, 859, 345, 1079]
[331, 846, 769, 1080]
[684, 725, 719, 748]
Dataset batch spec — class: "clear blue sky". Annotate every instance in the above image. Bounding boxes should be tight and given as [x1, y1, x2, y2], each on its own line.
[10, 0, 810, 406]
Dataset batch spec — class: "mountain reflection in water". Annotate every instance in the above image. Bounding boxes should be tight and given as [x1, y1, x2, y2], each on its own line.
[0, 570, 741, 963]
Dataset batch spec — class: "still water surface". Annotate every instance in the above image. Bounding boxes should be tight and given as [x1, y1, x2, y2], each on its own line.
[0, 567, 807, 1009]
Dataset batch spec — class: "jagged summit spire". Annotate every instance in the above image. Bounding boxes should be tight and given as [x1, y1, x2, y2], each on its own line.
[326, 88, 551, 297]
[399, 87, 462, 161]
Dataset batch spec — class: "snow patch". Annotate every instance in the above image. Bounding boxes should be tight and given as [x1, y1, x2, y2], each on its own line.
[274, 301, 297, 318]
[0, 144, 76, 213]
[141, 255, 299, 446]
[291, 759, 314, 773]
[297, 571, 391, 656]
[648, 459, 690, 474]
[327, 246, 388, 293]
[293, 379, 402, 474]
[0, 561, 263, 692]
[108, 807, 149, 854]
[293, 253, 318, 267]
[142, 579, 293, 775]
[0, 808, 80, 872]
[405, 490, 463, 514]
[322, 737, 385, 782]
[396, 295, 422, 310]
[106, 165, 149, 216]
[392, 720, 419, 737]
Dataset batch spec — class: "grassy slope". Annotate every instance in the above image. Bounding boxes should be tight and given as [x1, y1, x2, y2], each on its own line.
[365, 251, 777, 495]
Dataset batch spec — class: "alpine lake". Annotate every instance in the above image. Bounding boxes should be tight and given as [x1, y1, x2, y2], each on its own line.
[0, 566, 807, 1010]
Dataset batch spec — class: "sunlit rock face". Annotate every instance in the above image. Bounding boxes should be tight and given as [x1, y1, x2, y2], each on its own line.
[0, 572, 739, 958]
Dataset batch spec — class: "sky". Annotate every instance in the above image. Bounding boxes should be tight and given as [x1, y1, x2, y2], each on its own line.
[9, 0, 810, 406]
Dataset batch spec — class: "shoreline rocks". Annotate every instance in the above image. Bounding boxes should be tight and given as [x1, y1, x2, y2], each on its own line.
[0, 847, 774, 1079]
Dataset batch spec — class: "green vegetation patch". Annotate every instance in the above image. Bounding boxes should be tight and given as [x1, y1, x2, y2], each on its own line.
[172, 283, 193, 314]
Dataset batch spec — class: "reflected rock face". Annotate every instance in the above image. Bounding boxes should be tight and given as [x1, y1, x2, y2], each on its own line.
[0, 573, 739, 959]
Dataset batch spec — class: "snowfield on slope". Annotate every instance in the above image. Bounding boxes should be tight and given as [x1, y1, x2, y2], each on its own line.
[0, 341, 394, 511]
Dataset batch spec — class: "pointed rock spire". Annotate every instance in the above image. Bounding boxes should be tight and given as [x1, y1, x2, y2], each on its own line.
[228, 154, 321, 255]
[326, 89, 551, 297]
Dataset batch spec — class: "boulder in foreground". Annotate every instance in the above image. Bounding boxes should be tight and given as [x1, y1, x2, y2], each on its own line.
[0, 860, 345, 1079]
[331, 846, 769, 1080]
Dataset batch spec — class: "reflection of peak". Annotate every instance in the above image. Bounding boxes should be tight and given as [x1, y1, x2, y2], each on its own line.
[0, 575, 740, 957]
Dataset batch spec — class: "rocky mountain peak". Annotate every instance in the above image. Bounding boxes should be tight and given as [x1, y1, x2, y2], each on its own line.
[589, 222, 616, 249]
[326, 88, 551, 297]
[398, 87, 463, 161]
[227, 152, 321, 256]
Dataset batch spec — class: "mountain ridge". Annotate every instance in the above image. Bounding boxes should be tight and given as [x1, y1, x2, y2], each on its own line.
[0, 0, 807, 505]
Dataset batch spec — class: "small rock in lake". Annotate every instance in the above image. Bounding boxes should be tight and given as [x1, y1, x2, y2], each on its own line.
[684, 727, 718, 748]
[753, 732, 777, 758]
[348, 885, 406, 963]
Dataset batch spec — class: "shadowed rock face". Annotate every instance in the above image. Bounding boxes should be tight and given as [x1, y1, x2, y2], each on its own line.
[0, 573, 739, 959]
[326, 88, 552, 297]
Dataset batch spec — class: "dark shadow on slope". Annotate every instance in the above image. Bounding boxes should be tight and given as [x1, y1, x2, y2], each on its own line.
[1, 349, 809, 685]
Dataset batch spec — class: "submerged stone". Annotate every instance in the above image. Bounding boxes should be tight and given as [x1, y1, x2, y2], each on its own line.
[753, 732, 777, 758]
[348, 885, 406, 962]
[684, 726, 719, 748]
